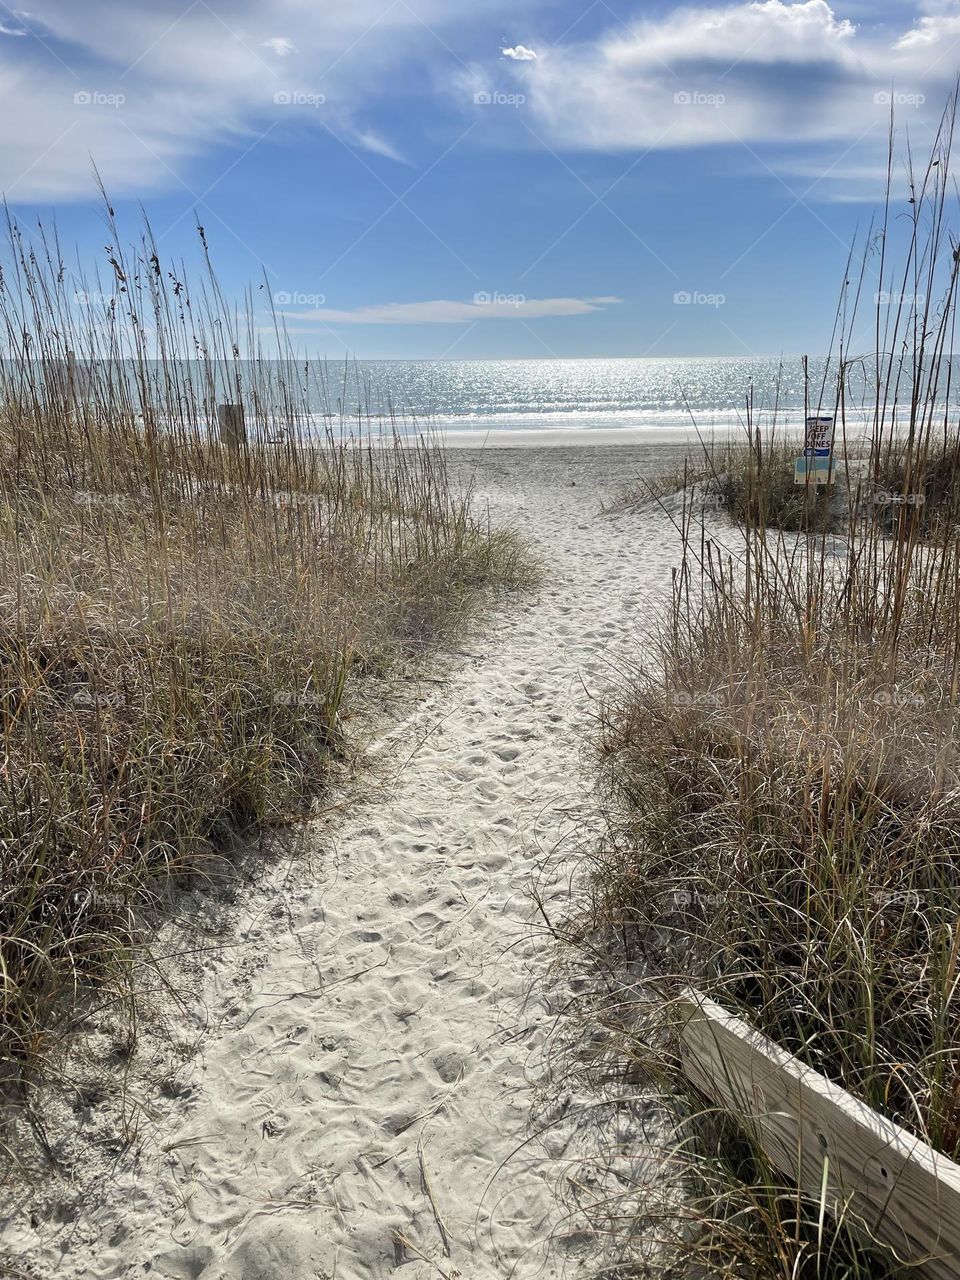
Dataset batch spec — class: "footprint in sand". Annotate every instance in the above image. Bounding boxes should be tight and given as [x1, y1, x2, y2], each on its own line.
[4, 447, 683, 1280]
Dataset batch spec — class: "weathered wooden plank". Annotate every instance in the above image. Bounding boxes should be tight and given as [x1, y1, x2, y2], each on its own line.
[678, 988, 960, 1280]
[217, 402, 246, 449]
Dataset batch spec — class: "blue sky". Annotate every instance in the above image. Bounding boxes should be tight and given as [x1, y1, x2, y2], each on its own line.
[2, 0, 958, 358]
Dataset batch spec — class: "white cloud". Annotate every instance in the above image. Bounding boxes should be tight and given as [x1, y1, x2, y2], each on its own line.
[283, 296, 620, 324]
[0, 0, 524, 200]
[262, 36, 296, 57]
[352, 129, 408, 164]
[4, 0, 959, 205]
[496, 1, 959, 160]
[895, 12, 960, 50]
[605, 0, 856, 66]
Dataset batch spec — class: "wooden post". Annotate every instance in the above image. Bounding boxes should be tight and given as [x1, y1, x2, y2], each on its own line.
[65, 349, 86, 418]
[678, 989, 960, 1279]
[217, 403, 246, 450]
[43, 351, 76, 409]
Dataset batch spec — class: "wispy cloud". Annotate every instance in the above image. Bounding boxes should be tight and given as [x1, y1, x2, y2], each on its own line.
[494, 0, 959, 186]
[352, 129, 408, 164]
[262, 37, 296, 57]
[283, 295, 621, 324]
[4, 0, 959, 205]
[0, 0, 525, 199]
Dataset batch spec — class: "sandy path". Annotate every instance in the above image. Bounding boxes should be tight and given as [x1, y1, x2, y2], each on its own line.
[3, 445, 685, 1280]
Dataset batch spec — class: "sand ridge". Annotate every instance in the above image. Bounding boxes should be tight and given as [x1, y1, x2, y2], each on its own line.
[2, 444, 688, 1279]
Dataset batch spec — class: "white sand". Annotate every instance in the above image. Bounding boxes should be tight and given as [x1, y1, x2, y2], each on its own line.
[2, 444, 690, 1280]
[433, 424, 803, 449]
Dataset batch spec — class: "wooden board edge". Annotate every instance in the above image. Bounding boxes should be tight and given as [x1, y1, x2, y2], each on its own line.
[676, 986, 960, 1280]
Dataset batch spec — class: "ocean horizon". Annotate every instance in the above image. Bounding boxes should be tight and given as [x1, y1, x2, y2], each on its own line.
[25, 354, 949, 439]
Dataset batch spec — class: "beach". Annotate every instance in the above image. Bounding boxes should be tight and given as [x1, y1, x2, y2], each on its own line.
[2, 443, 689, 1280]
[6, 16, 960, 1274]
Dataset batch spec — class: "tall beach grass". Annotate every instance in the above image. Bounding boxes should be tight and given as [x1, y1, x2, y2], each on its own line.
[0, 207, 529, 1096]
[587, 105, 960, 1275]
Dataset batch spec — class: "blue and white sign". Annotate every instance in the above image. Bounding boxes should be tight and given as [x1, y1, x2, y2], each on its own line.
[794, 455, 834, 484]
[805, 415, 834, 452]
[796, 414, 835, 484]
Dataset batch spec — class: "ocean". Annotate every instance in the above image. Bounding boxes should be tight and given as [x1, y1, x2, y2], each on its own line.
[26, 355, 954, 440]
[290, 355, 956, 441]
[321, 357, 837, 434]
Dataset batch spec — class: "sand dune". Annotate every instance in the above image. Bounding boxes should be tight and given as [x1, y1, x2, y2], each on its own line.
[3, 444, 688, 1279]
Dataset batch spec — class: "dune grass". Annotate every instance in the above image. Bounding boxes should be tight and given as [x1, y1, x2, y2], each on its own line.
[609, 423, 960, 538]
[0, 209, 531, 1088]
[586, 108, 960, 1275]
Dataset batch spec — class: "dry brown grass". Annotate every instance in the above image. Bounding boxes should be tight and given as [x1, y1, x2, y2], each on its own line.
[0, 208, 532, 1086]
[585, 105, 960, 1277]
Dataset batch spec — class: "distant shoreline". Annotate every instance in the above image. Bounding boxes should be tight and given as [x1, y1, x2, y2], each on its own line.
[434, 424, 797, 448]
